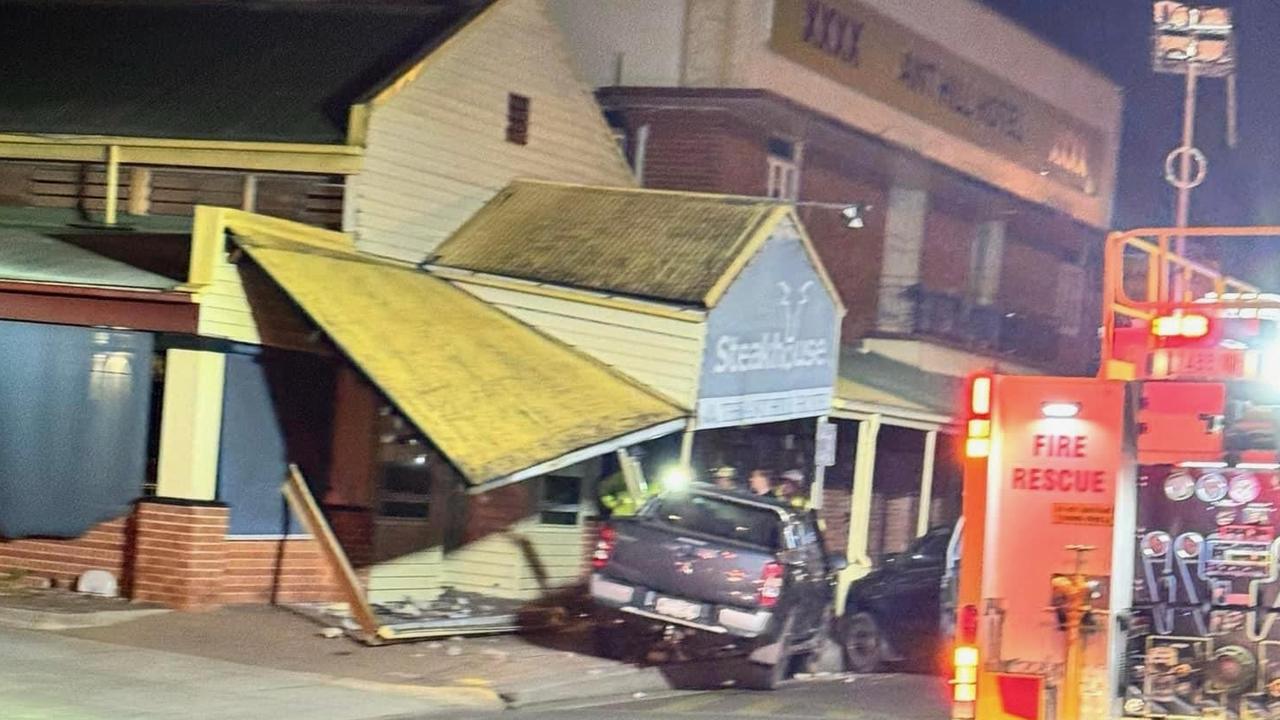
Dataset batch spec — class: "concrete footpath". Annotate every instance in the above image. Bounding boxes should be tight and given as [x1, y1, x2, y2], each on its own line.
[60, 605, 674, 711]
[0, 625, 503, 719]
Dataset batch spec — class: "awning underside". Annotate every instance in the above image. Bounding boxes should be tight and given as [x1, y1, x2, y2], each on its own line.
[835, 349, 961, 423]
[236, 234, 685, 486]
[0, 229, 180, 290]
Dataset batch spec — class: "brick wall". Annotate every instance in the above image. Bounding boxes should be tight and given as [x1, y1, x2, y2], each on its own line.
[0, 516, 129, 586]
[819, 488, 851, 555]
[131, 501, 229, 609]
[799, 147, 888, 342]
[132, 500, 342, 609]
[624, 109, 731, 193]
[325, 506, 374, 569]
[920, 209, 975, 296]
[220, 537, 341, 605]
[0, 502, 342, 609]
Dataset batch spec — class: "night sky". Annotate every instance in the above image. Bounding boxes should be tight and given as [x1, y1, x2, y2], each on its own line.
[978, 0, 1280, 284]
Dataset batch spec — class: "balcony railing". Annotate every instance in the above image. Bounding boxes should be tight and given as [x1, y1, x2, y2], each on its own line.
[908, 286, 1061, 366]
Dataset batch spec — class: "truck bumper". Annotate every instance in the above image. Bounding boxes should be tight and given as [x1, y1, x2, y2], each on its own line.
[589, 573, 774, 639]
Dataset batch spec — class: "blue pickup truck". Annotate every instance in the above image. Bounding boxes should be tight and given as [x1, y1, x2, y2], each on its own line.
[589, 485, 847, 689]
[590, 485, 962, 685]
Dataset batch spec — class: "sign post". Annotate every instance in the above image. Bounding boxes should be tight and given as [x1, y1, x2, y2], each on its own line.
[1151, 2, 1235, 287]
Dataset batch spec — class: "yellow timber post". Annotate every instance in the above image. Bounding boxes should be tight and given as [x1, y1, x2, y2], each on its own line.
[104, 144, 120, 226]
[154, 349, 226, 501]
[837, 412, 881, 611]
[916, 429, 938, 537]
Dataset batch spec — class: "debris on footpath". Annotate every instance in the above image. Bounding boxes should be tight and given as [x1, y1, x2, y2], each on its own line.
[291, 587, 569, 640]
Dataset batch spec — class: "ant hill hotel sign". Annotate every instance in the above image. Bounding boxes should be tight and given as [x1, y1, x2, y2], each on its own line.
[771, 0, 1105, 196]
[697, 228, 840, 429]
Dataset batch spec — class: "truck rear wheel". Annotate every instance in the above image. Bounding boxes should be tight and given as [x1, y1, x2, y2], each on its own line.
[840, 611, 885, 673]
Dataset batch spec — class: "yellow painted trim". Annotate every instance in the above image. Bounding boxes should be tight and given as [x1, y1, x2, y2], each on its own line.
[191, 205, 354, 259]
[0, 136, 363, 174]
[104, 145, 121, 226]
[220, 206, 354, 252]
[701, 204, 781, 308]
[837, 412, 881, 611]
[363, 0, 508, 111]
[786, 207, 848, 317]
[154, 349, 226, 502]
[429, 266, 706, 323]
[0, 133, 361, 154]
[699, 205, 846, 314]
[515, 177, 785, 206]
[186, 206, 227, 288]
[346, 103, 372, 148]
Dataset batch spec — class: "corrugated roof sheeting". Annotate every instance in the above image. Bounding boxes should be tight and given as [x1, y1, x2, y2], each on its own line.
[236, 233, 684, 485]
[432, 181, 778, 306]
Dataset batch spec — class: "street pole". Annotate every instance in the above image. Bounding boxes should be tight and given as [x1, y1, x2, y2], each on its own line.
[1173, 62, 1198, 299]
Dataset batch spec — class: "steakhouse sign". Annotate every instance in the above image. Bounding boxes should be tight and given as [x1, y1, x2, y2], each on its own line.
[697, 230, 839, 429]
[981, 375, 1126, 684]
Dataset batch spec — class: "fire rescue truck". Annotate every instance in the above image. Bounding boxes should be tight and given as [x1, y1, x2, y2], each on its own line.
[953, 227, 1280, 720]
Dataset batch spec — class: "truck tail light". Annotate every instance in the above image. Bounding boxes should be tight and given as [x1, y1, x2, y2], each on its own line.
[591, 525, 616, 570]
[758, 561, 784, 607]
[951, 645, 979, 719]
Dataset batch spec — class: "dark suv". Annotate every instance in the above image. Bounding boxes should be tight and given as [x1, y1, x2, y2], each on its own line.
[841, 524, 956, 673]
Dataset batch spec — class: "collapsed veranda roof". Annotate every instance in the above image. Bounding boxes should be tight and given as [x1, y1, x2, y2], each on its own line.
[430, 180, 790, 307]
[0, 0, 490, 143]
[233, 230, 685, 487]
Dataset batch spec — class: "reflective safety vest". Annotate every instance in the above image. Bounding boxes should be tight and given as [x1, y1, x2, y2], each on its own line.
[597, 470, 659, 517]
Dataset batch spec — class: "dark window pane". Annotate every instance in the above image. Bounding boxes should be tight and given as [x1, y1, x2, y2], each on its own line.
[644, 495, 781, 550]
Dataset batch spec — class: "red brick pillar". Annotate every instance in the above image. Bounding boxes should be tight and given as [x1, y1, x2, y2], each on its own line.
[132, 500, 228, 610]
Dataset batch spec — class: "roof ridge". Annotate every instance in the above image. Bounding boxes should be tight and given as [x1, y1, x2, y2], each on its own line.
[506, 178, 788, 207]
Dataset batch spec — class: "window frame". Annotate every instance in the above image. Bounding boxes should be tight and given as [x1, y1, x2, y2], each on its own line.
[765, 136, 802, 201]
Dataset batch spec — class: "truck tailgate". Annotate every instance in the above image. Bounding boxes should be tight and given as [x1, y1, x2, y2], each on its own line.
[605, 518, 775, 609]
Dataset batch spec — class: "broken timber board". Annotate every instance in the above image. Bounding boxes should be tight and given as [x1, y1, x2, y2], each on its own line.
[282, 463, 385, 644]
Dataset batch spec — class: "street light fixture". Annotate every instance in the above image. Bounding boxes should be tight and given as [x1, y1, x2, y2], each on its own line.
[841, 203, 868, 229]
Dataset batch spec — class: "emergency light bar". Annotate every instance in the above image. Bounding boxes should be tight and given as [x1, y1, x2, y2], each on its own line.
[1152, 313, 1210, 338]
[1041, 402, 1081, 418]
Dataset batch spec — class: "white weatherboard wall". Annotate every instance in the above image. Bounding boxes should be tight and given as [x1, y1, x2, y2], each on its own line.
[451, 280, 706, 409]
[354, 0, 638, 263]
[444, 520, 587, 599]
[197, 257, 260, 344]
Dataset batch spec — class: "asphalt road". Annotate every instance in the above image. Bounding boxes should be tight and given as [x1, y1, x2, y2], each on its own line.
[445, 672, 950, 720]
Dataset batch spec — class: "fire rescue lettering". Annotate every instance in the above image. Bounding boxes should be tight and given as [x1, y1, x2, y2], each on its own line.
[1010, 434, 1107, 493]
